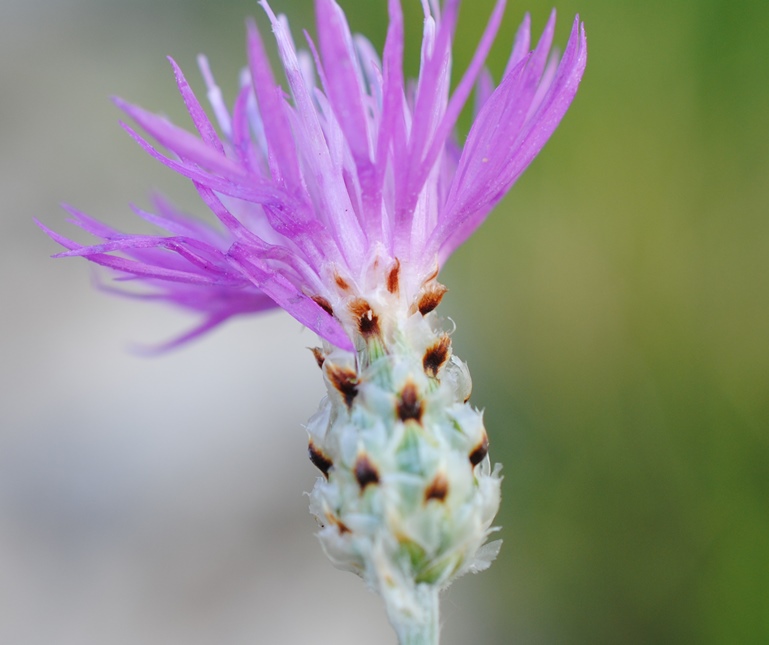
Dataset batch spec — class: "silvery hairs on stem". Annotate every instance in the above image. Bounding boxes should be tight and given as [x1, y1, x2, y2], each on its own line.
[40, 0, 586, 641]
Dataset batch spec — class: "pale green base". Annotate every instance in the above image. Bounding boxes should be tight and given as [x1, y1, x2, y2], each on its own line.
[307, 309, 501, 645]
[387, 585, 440, 645]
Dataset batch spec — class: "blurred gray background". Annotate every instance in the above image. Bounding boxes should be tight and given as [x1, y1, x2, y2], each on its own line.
[2, 0, 768, 643]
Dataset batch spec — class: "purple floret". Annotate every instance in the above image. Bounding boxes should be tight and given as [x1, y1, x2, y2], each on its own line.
[41, 0, 586, 350]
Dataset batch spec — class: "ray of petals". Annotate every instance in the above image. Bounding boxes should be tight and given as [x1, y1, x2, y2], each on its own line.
[61, 204, 126, 240]
[499, 17, 586, 185]
[194, 185, 326, 295]
[403, 0, 507, 256]
[114, 98, 242, 179]
[406, 0, 458, 163]
[259, 0, 367, 269]
[193, 183, 259, 242]
[118, 122, 295, 207]
[415, 0, 507, 188]
[314, 0, 375, 197]
[228, 242, 353, 350]
[129, 203, 221, 243]
[43, 1, 587, 353]
[94, 277, 266, 309]
[246, 18, 303, 191]
[432, 15, 587, 262]
[115, 286, 271, 313]
[449, 56, 538, 202]
[353, 35, 383, 115]
[39, 220, 239, 286]
[91, 270, 276, 354]
[151, 193, 221, 234]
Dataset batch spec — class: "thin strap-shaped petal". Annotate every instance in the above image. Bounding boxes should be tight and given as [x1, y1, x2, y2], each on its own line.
[39, 221, 235, 286]
[133, 205, 227, 253]
[197, 54, 233, 140]
[133, 313, 234, 355]
[231, 84, 261, 173]
[130, 203, 223, 246]
[392, 12, 451, 257]
[110, 285, 270, 312]
[505, 12, 531, 75]
[61, 204, 126, 240]
[429, 0, 507, 157]
[528, 49, 560, 119]
[119, 122, 293, 206]
[90, 275, 275, 354]
[55, 236, 239, 280]
[525, 10, 557, 91]
[353, 34, 383, 116]
[473, 68, 495, 116]
[375, 0, 406, 245]
[246, 17, 302, 191]
[114, 99, 247, 181]
[402, 4, 453, 184]
[167, 57, 226, 154]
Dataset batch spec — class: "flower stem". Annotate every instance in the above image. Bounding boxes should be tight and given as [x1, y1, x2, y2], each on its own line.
[386, 584, 440, 645]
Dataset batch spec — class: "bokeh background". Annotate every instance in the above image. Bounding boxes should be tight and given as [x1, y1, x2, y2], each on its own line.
[2, 0, 767, 643]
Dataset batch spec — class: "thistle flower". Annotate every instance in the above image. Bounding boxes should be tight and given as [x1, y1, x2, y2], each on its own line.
[40, 0, 586, 641]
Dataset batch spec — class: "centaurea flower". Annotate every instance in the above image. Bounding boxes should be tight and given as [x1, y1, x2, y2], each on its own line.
[41, 0, 586, 641]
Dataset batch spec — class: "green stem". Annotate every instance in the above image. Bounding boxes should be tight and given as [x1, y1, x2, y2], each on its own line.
[386, 584, 440, 645]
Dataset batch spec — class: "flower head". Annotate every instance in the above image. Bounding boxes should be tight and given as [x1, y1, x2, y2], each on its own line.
[41, 3, 588, 638]
[41, 0, 586, 352]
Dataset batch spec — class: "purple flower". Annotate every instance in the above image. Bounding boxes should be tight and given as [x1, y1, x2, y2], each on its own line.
[41, 0, 586, 351]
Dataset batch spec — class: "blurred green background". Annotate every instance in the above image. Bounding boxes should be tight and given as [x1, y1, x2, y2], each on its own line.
[3, 0, 767, 643]
[443, 0, 769, 642]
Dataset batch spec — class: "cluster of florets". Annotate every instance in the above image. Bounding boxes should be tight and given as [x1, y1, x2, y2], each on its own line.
[40, 0, 586, 355]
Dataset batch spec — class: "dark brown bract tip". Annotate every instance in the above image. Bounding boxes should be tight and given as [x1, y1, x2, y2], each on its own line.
[311, 295, 334, 316]
[424, 472, 449, 503]
[310, 347, 326, 369]
[417, 283, 448, 316]
[325, 511, 351, 534]
[469, 432, 489, 467]
[423, 334, 451, 377]
[334, 272, 351, 292]
[397, 380, 424, 424]
[354, 454, 380, 490]
[386, 258, 401, 295]
[326, 363, 358, 409]
[348, 298, 380, 337]
[308, 440, 333, 478]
